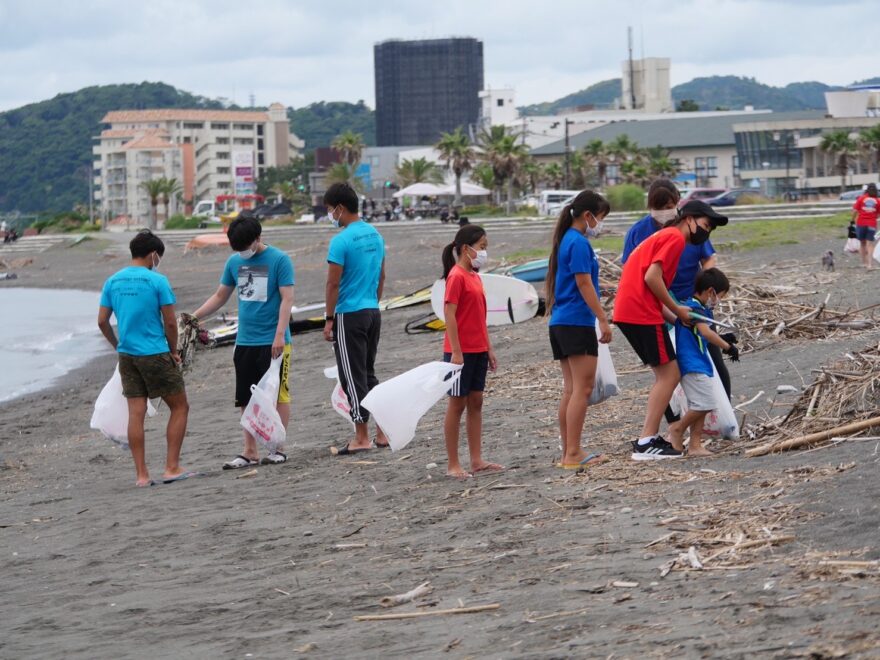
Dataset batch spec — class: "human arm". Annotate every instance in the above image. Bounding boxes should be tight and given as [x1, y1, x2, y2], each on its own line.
[645, 262, 691, 325]
[97, 306, 117, 350]
[377, 258, 385, 301]
[444, 302, 464, 364]
[160, 304, 180, 364]
[696, 322, 739, 361]
[323, 263, 342, 342]
[575, 273, 611, 343]
[273, 285, 294, 358]
[192, 284, 234, 321]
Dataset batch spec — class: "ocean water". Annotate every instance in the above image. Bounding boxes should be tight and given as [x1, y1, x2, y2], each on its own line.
[0, 288, 111, 403]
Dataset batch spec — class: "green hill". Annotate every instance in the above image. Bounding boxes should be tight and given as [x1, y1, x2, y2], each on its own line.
[519, 79, 621, 115]
[288, 101, 375, 149]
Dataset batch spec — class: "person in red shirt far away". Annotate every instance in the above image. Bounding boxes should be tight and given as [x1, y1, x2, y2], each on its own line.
[441, 224, 503, 479]
[852, 183, 879, 270]
[612, 200, 728, 460]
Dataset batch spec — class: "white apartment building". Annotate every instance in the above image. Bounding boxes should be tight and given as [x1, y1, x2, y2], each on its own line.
[93, 104, 304, 225]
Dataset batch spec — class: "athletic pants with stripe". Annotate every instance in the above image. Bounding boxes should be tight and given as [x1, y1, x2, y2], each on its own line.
[333, 309, 381, 424]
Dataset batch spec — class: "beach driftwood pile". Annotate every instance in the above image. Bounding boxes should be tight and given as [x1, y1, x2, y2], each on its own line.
[746, 341, 880, 456]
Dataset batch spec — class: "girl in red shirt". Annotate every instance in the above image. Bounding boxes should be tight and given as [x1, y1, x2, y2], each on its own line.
[852, 183, 879, 270]
[612, 200, 728, 460]
[441, 225, 502, 479]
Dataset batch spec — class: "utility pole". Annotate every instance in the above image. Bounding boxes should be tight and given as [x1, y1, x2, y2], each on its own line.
[628, 26, 637, 110]
[88, 162, 95, 228]
[564, 119, 572, 189]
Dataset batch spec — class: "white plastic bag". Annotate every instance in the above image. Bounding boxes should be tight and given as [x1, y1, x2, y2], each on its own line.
[323, 365, 354, 425]
[873, 240, 880, 263]
[589, 319, 620, 405]
[90, 364, 157, 448]
[845, 237, 860, 254]
[240, 356, 286, 450]
[362, 361, 463, 451]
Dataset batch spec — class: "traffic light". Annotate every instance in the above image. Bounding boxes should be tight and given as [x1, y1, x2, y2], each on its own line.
[384, 180, 392, 188]
[298, 184, 305, 192]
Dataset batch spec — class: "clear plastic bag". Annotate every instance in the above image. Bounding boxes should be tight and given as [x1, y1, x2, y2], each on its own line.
[845, 237, 860, 254]
[90, 364, 157, 448]
[362, 361, 463, 451]
[589, 319, 620, 405]
[240, 356, 286, 451]
[323, 365, 354, 425]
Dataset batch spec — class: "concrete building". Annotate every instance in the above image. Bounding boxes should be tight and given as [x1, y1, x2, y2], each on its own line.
[93, 105, 304, 225]
[621, 57, 673, 113]
[479, 88, 518, 127]
[374, 37, 484, 146]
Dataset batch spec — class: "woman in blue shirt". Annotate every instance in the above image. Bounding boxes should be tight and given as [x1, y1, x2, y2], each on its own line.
[546, 190, 612, 469]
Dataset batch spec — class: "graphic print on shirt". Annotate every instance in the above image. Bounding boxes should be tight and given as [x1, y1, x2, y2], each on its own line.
[237, 264, 268, 302]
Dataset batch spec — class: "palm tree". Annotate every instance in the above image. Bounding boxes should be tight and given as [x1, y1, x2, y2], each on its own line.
[160, 177, 182, 225]
[858, 125, 880, 176]
[331, 131, 366, 167]
[644, 146, 682, 179]
[140, 179, 164, 229]
[543, 162, 564, 189]
[395, 157, 443, 187]
[435, 127, 476, 207]
[326, 163, 365, 191]
[582, 139, 610, 188]
[819, 130, 859, 194]
[518, 158, 543, 194]
[608, 134, 642, 163]
[471, 162, 496, 191]
[270, 181, 296, 205]
[477, 125, 529, 212]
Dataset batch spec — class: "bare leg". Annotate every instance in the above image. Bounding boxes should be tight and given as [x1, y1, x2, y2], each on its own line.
[275, 401, 290, 453]
[239, 408, 260, 461]
[161, 390, 189, 479]
[561, 354, 600, 465]
[866, 240, 875, 270]
[642, 360, 681, 439]
[466, 391, 502, 472]
[669, 408, 706, 452]
[375, 424, 389, 447]
[444, 396, 469, 477]
[348, 422, 371, 450]
[557, 358, 572, 457]
[126, 397, 150, 486]
[687, 411, 712, 456]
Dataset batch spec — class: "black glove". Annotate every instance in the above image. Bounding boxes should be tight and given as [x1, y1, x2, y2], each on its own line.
[720, 332, 737, 345]
[723, 343, 740, 362]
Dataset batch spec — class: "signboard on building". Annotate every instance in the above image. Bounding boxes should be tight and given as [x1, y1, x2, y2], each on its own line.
[233, 150, 255, 196]
[355, 163, 372, 190]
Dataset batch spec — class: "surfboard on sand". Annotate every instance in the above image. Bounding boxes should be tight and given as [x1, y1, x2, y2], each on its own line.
[430, 273, 540, 326]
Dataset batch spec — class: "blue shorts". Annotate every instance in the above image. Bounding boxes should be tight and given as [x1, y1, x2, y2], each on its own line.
[856, 225, 876, 241]
[443, 352, 489, 396]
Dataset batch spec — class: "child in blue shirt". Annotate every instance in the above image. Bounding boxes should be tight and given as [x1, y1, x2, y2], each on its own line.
[670, 268, 739, 457]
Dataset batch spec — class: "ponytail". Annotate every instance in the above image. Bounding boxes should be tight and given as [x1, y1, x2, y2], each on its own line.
[545, 190, 610, 313]
[441, 224, 486, 279]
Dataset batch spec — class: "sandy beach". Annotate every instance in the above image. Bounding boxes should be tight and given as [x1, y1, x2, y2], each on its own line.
[1, 219, 879, 659]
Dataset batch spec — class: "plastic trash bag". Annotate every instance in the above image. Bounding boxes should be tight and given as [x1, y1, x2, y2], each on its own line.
[323, 365, 354, 425]
[362, 361, 463, 451]
[845, 237, 860, 254]
[873, 240, 880, 263]
[90, 364, 157, 448]
[589, 319, 620, 405]
[240, 356, 286, 451]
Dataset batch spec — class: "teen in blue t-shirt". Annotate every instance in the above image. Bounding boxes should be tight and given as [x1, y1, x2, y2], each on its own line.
[546, 191, 612, 471]
[192, 216, 295, 468]
[101, 267, 176, 356]
[327, 219, 385, 313]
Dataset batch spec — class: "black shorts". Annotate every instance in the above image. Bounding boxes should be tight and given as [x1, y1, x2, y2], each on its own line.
[233, 344, 291, 408]
[443, 352, 489, 396]
[615, 321, 675, 367]
[549, 324, 599, 360]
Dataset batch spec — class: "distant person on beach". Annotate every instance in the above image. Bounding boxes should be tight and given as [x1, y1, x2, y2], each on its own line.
[323, 183, 389, 454]
[613, 201, 728, 460]
[669, 268, 739, 457]
[192, 216, 295, 469]
[851, 183, 878, 270]
[97, 230, 191, 486]
[546, 190, 612, 470]
[440, 224, 503, 479]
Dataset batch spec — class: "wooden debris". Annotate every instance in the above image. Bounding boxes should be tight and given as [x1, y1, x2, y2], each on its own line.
[354, 603, 500, 621]
[380, 581, 434, 608]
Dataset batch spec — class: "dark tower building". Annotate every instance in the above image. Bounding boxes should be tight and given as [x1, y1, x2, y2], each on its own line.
[374, 37, 484, 146]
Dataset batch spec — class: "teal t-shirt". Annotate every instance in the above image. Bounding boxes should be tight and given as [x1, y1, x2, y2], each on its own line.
[100, 266, 176, 356]
[221, 245, 294, 346]
[327, 221, 385, 314]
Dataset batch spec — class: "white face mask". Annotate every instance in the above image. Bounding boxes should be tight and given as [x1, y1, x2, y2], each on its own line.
[328, 206, 341, 229]
[468, 246, 488, 270]
[151, 252, 161, 271]
[238, 241, 258, 260]
[652, 208, 678, 223]
[584, 212, 603, 238]
[706, 291, 719, 310]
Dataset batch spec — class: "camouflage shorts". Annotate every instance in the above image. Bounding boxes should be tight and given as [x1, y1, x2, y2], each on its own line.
[118, 352, 185, 399]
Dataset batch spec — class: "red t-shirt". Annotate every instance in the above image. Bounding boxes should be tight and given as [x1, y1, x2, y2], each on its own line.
[612, 227, 686, 325]
[853, 194, 879, 228]
[443, 265, 489, 353]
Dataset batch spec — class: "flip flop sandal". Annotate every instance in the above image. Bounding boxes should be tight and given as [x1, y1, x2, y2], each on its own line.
[334, 446, 373, 456]
[556, 453, 608, 470]
[162, 471, 205, 484]
[260, 452, 288, 465]
[223, 455, 259, 470]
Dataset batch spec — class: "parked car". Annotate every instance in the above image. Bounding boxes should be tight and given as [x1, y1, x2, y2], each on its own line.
[678, 188, 727, 207]
[839, 185, 876, 201]
[707, 189, 763, 207]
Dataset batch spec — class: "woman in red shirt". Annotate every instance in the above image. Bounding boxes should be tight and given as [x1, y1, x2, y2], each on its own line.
[852, 183, 879, 270]
[612, 200, 728, 460]
[441, 225, 502, 479]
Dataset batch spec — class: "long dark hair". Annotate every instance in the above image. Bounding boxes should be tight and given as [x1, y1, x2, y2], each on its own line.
[545, 190, 610, 312]
[442, 224, 486, 279]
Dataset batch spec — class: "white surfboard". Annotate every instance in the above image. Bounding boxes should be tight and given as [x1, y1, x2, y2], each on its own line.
[431, 273, 540, 327]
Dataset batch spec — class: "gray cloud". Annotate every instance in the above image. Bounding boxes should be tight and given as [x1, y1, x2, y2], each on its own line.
[0, 0, 875, 112]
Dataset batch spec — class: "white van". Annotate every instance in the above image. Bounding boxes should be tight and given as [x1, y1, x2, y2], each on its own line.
[539, 190, 581, 216]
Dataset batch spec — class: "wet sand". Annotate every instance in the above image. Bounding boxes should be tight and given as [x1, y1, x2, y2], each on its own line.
[1, 221, 879, 659]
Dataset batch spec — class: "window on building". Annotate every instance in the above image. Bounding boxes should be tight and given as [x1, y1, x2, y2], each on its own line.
[257, 139, 264, 150]
[183, 137, 191, 144]
[217, 167, 230, 174]
[182, 122, 204, 129]
[258, 167, 265, 177]
[233, 137, 254, 145]
[732, 155, 740, 178]
[707, 156, 718, 178]
[216, 137, 229, 144]
[497, 99, 504, 107]
[257, 153, 264, 165]
[210, 123, 229, 130]
[217, 181, 231, 189]
[217, 152, 230, 160]
[233, 123, 253, 130]
[257, 125, 264, 136]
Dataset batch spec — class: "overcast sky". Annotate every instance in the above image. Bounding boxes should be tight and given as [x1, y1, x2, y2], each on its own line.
[0, 0, 876, 112]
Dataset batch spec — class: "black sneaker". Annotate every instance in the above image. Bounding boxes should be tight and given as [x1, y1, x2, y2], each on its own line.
[631, 435, 683, 461]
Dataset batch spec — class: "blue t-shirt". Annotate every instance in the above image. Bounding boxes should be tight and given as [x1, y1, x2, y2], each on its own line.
[621, 213, 714, 301]
[327, 221, 385, 314]
[221, 245, 294, 346]
[100, 266, 176, 356]
[674, 298, 714, 377]
[550, 228, 599, 327]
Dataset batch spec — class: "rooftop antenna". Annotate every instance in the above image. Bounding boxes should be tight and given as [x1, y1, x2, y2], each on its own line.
[628, 26, 637, 110]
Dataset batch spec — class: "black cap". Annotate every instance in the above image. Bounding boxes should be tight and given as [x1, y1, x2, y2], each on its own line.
[679, 200, 728, 227]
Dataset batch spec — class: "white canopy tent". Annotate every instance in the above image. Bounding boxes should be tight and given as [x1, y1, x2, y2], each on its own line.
[438, 182, 492, 197]
[392, 182, 445, 198]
